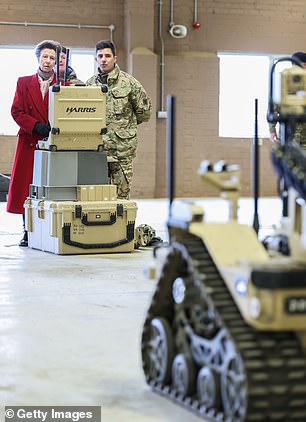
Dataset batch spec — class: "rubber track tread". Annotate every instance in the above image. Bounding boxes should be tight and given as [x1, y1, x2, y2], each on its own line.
[141, 231, 306, 422]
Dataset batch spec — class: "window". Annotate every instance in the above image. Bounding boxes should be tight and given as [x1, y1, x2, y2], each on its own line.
[218, 53, 291, 139]
[0, 46, 96, 136]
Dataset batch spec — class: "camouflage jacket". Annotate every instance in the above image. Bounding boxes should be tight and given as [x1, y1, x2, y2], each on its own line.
[86, 64, 152, 159]
[269, 104, 306, 147]
[60, 66, 84, 85]
[293, 123, 306, 147]
[269, 121, 306, 147]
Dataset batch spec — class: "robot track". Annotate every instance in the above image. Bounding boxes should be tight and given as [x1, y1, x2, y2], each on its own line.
[141, 231, 306, 421]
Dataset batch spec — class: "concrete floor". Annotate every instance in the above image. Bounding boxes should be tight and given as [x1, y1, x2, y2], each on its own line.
[0, 197, 282, 421]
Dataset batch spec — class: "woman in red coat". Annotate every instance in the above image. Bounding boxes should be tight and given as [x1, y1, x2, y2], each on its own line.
[7, 39, 60, 246]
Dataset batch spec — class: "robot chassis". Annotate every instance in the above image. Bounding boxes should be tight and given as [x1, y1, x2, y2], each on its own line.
[140, 59, 306, 421]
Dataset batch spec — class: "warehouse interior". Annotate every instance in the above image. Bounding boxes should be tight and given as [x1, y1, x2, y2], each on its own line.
[3, 0, 305, 199]
[0, 197, 284, 421]
[1, 0, 306, 421]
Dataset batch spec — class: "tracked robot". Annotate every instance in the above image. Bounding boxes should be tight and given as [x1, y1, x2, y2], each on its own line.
[140, 59, 306, 421]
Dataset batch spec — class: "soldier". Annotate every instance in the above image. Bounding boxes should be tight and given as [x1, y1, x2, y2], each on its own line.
[58, 46, 84, 85]
[268, 52, 306, 220]
[269, 51, 306, 149]
[86, 40, 152, 199]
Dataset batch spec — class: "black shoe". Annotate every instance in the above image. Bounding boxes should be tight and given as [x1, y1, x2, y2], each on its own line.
[19, 231, 28, 247]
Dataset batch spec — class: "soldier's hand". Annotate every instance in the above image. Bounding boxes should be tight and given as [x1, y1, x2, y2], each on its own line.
[270, 131, 279, 143]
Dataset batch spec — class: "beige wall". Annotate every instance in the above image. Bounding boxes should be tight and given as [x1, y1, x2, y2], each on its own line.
[0, 136, 16, 174]
[2, 0, 306, 198]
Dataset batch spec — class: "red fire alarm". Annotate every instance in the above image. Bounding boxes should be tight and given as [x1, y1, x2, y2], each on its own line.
[192, 21, 201, 29]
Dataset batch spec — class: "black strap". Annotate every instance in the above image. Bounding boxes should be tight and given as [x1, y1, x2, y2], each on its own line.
[62, 222, 135, 249]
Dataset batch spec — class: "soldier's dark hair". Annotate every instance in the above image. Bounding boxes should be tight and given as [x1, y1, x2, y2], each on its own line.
[95, 40, 116, 56]
[34, 40, 60, 60]
[292, 51, 306, 64]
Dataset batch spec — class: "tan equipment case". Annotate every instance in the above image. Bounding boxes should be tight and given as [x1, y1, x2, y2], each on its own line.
[37, 85, 107, 151]
[25, 191, 137, 255]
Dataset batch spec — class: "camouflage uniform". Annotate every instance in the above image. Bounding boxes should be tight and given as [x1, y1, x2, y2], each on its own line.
[86, 64, 152, 199]
[292, 123, 306, 149]
[269, 121, 306, 149]
[60, 66, 84, 85]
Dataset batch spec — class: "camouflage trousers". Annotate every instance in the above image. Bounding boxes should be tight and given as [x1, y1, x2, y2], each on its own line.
[108, 159, 133, 200]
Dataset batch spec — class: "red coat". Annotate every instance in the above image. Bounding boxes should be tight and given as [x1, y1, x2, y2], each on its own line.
[6, 73, 57, 214]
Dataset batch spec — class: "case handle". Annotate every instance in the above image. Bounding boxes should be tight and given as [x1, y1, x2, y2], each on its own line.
[75, 204, 124, 226]
[62, 222, 135, 249]
[81, 213, 116, 226]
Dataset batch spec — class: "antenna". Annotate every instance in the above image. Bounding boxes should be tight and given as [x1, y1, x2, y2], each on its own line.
[252, 98, 260, 234]
[56, 46, 60, 86]
[64, 48, 70, 86]
[166, 95, 175, 219]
